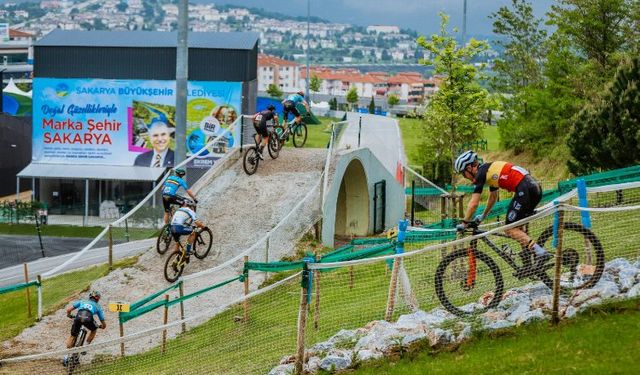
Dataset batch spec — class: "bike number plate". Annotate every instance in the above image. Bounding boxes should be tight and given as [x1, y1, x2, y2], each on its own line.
[108, 301, 131, 313]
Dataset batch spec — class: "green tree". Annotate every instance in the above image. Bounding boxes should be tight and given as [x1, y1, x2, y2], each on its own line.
[368, 97, 376, 114]
[567, 57, 640, 174]
[309, 74, 322, 102]
[266, 84, 283, 99]
[346, 87, 359, 110]
[387, 94, 400, 107]
[490, 0, 547, 92]
[417, 12, 490, 190]
[329, 97, 338, 110]
[116, 2, 128, 12]
[548, 0, 632, 77]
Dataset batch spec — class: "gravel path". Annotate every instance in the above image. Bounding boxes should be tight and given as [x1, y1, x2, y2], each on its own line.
[1, 148, 326, 359]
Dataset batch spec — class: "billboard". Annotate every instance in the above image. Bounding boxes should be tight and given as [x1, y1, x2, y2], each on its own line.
[32, 78, 241, 168]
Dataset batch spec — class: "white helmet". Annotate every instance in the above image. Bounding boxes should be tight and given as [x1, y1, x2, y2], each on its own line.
[454, 150, 478, 173]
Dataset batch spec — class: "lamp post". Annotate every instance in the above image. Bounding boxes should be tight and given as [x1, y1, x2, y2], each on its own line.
[175, 0, 188, 166]
[305, 0, 310, 100]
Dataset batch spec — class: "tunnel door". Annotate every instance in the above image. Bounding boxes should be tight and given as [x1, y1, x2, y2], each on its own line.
[373, 180, 386, 234]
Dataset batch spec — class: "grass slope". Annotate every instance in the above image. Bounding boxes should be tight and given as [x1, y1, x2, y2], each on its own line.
[350, 298, 640, 375]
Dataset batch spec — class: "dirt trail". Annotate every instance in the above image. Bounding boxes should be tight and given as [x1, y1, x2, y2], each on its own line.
[1, 149, 326, 358]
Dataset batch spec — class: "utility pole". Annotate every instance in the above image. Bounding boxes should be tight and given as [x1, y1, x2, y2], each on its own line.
[175, 0, 188, 166]
[462, 0, 467, 46]
[305, 0, 310, 100]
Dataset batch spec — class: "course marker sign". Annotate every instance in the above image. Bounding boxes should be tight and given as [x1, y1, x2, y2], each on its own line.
[109, 301, 131, 313]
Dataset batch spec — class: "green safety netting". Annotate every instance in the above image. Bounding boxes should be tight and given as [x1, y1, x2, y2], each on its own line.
[119, 276, 242, 324]
[245, 261, 305, 273]
[351, 237, 390, 245]
[405, 230, 456, 242]
[0, 280, 39, 295]
[319, 244, 355, 263]
[320, 243, 395, 264]
[557, 165, 640, 194]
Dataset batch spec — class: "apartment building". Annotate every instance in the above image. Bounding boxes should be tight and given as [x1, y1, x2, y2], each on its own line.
[257, 53, 300, 92]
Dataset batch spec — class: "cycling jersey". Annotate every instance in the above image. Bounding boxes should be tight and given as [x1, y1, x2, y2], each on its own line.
[72, 299, 104, 321]
[162, 176, 188, 197]
[285, 94, 304, 104]
[171, 207, 197, 227]
[473, 161, 529, 193]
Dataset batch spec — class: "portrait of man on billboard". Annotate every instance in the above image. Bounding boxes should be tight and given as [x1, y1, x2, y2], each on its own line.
[133, 120, 175, 167]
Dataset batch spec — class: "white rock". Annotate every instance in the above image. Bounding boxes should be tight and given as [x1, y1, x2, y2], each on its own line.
[627, 283, 640, 298]
[592, 279, 621, 299]
[506, 302, 531, 322]
[427, 308, 457, 322]
[571, 288, 601, 306]
[531, 295, 553, 310]
[401, 331, 427, 346]
[319, 349, 352, 372]
[279, 355, 295, 365]
[356, 349, 383, 362]
[427, 328, 454, 347]
[617, 267, 639, 292]
[498, 292, 531, 314]
[563, 306, 577, 319]
[481, 310, 508, 325]
[305, 356, 322, 373]
[521, 282, 552, 299]
[605, 258, 633, 271]
[395, 311, 429, 331]
[456, 324, 472, 342]
[460, 302, 485, 314]
[515, 308, 545, 325]
[268, 364, 295, 375]
[354, 321, 400, 352]
[485, 320, 515, 330]
[310, 341, 334, 352]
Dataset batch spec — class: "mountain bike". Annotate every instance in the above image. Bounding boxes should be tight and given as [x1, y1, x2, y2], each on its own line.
[273, 118, 307, 149]
[164, 226, 215, 282]
[156, 197, 196, 255]
[64, 316, 102, 374]
[434, 220, 604, 316]
[242, 127, 280, 175]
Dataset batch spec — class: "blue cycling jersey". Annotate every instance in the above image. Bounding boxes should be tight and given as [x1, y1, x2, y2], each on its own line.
[73, 299, 105, 321]
[162, 176, 188, 196]
[285, 93, 304, 104]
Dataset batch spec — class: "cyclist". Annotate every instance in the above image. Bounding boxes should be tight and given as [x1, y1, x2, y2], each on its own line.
[63, 290, 106, 365]
[454, 150, 551, 273]
[161, 168, 197, 224]
[252, 104, 279, 160]
[281, 91, 310, 134]
[170, 199, 205, 259]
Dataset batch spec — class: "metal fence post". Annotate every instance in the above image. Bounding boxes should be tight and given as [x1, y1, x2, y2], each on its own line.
[313, 253, 321, 331]
[36, 275, 42, 321]
[124, 219, 130, 242]
[34, 210, 45, 258]
[357, 116, 362, 148]
[410, 180, 416, 225]
[295, 260, 312, 374]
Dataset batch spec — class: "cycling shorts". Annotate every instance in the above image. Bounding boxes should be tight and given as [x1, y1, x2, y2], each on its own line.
[71, 309, 97, 336]
[253, 120, 269, 138]
[171, 224, 193, 241]
[282, 100, 300, 120]
[506, 175, 542, 224]
[162, 195, 185, 213]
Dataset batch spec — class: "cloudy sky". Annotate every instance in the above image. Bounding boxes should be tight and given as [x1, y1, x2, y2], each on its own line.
[207, 0, 555, 36]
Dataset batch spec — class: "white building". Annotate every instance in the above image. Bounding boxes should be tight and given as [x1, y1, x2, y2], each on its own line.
[366, 25, 400, 34]
[257, 54, 301, 93]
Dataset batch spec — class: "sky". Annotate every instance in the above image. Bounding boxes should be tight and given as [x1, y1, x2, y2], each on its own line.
[205, 0, 555, 37]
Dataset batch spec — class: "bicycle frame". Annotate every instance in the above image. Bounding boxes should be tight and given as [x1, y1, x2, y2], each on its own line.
[469, 228, 525, 272]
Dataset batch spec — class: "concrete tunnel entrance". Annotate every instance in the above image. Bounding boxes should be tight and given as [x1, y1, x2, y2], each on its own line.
[335, 159, 370, 237]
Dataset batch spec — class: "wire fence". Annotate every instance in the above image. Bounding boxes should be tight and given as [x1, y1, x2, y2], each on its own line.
[1, 180, 638, 374]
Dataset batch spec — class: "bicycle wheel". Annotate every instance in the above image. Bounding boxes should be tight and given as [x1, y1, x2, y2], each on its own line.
[242, 146, 260, 175]
[67, 330, 85, 375]
[164, 250, 185, 282]
[274, 125, 285, 151]
[268, 134, 280, 159]
[536, 222, 605, 290]
[156, 224, 173, 255]
[193, 227, 214, 259]
[435, 246, 504, 317]
[292, 123, 308, 148]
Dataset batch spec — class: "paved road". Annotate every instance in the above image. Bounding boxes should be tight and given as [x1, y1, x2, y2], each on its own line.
[0, 235, 113, 269]
[338, 113, 405, 176]
[0, 238, 155, 287]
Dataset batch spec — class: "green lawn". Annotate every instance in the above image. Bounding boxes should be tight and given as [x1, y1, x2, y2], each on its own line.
[350, 298, 640, 375]
[0, 223, 158, 240]
[283, 116, 338, 149]
[0, 258, 137, 342]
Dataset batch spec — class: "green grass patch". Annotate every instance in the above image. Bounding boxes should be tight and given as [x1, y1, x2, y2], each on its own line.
[398, 118, 425, 168]
[351, 298, 640, 374]
[0, 223, 157, 240]
[283, 116, 337, 149]
[0, 257, 138, 342]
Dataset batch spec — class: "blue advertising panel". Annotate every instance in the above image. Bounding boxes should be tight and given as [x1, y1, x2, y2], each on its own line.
[32, 78, 241, 168]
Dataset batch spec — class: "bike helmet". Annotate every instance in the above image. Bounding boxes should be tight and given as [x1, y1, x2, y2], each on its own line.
[184, 199, 197, 210]
[89, 290, 101, 301]
[297, 91, 305, 97]
[174, 168, 186, 176]
[267, 104, 276, 111]
[454, 150, 478, 173]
